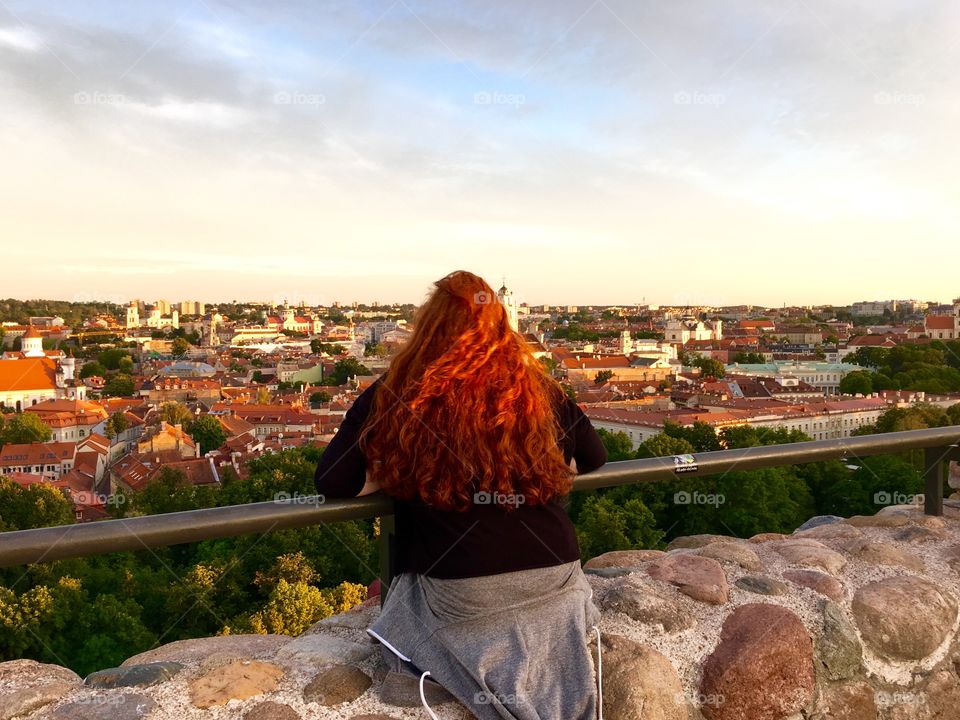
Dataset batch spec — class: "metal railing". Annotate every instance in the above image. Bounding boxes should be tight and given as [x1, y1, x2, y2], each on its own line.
[1, 427, 959, 602]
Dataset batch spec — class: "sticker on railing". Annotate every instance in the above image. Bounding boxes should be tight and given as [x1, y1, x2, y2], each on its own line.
[673, 454, 699, 474]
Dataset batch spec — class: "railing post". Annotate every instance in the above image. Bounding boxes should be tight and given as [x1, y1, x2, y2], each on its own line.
[924, 447, 945, 516]
[378, 514, 396, 607]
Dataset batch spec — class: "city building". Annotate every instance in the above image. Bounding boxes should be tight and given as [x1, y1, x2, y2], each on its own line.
[664, 316, 723, 344]
[498, 282, 519, 332]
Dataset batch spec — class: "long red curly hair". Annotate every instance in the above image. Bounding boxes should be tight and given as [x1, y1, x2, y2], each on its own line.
[358, 270, 573, 511]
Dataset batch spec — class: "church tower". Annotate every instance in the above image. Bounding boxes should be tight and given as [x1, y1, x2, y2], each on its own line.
[21, 327, 44, 357]
[126, 303, 140, 329]
[497, 281, 519, 333]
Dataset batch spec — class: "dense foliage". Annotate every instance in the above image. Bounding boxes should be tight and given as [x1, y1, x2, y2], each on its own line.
[0, 447, 376, 676]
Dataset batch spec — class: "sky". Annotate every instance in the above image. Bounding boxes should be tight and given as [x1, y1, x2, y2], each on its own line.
[1, 0, 958, 308]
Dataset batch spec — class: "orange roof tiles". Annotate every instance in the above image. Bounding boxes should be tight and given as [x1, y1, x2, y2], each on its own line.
[0, 358, 58, 392]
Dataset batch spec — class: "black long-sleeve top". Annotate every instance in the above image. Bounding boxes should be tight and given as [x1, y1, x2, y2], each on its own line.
[314, 379, 607, 579]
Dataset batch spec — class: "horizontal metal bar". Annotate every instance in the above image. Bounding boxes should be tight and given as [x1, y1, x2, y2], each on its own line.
[572, 426, 960, 491]
[1, 426, 958, 569]
[0, 493, 393, 569]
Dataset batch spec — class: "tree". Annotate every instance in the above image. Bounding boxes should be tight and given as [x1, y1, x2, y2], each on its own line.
[79, 361, 107, 379]
[0, 413, 53, 446]
[311, 339, 345, 356]
[309, 390, 332, 406]
[102, 374, 135, 397]
[693, 357, 726, 379]
[97, 348, 133, 371]
[635, 434, 695, 459]
[594, 369, 614, 385]
[171, 337, 190, 357]
[159, 402, 192, 427]
[596, 428, 634, 461]
[104, 412, 129, 439]
[575, 496, 664, 559]
[256, 387, 272, 404]
[190, 416, 227, 455]
[839, 370, 874, 396]
[322, 358, 372, 386]
[948, 403, 960, 426]
[363, 342, 387, 358]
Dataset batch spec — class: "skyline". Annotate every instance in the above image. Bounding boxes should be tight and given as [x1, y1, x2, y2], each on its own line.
[3, 289, 958, 311]
[2, 1, 959, 304]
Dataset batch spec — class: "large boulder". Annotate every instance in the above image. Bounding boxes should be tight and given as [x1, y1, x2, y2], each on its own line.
[647, 554, 729, 604]
[817, 601, 862, 681]
[774, 540, 847, 575]
[782, 569, 844, 601]
[188, 660, 285, 708]
[697, 542, 762, 571]
[852, 576, 958, 661]
[583, 549, 665, 569]
[600, 579, 696, 632]
[591, 633, 685, 720]
[699, 603, 814, 720]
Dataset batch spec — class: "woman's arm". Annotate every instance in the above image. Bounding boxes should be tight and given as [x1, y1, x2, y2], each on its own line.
[313, 382, 380, 498]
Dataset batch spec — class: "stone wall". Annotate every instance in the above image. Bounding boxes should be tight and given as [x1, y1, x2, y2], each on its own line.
[3, 501, 960, 719]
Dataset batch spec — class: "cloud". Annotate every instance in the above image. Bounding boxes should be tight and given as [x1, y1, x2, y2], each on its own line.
[0, 24, 43, 52]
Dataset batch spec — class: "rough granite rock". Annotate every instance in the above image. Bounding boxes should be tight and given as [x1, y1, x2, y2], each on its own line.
[735, 575, 787, 596]
[794, 523, 864, 540]
[0, 682, 75, 720]
[274, 633, 375, 668]
[665, 534, 737, 551]
[84, 662, 183, 689]
[748, 532, 789, 543]
[0, 659, 81, 685]
[188, 660, 284, 708]
[850, 542, 924, 572]
[845, 514, 911, 528]
[378, 669, 457, 707]
[243, 700, 302, 720]
[121, 634, 291, 667]
[46, 693, 158, 720]
[590, 633, 685, 720]
[852, 576, 959, 661]
[811, 681, 877, 720]
[583, 549, 665, 568]
[699, 603, 815, 720]
[893, 525, 946, 543]
[647, 554, 729, 604]
[303, 664, 372, 706]
[782, 569, 845, 601]
[696, 541, 763, 571]
[796, 515, 846, 531]
[601, 579, 696, 632]
[774, 539, 847, 575]
[817, 600, 863, 681]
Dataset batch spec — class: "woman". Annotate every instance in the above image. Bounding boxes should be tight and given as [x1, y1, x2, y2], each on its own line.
[314, 270, 607, 719]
